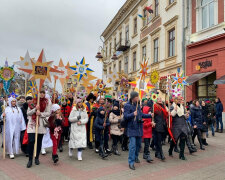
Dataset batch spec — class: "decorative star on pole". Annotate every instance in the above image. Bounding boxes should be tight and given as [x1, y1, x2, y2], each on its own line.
[19, 49, 62, 91]
[140, 60, 149, 80]
[69, 57, 94, 82]
[173, 72, 187, 88]
[14, 51, 34, 70]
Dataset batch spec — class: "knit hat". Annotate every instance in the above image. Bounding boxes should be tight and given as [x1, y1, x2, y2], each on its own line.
[113, 101, 120, 108]
[130, 91, 139, 100]
[51, 104, 60, 112]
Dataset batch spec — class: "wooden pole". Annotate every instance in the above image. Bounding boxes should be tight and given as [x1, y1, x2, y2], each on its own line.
[167, 92, 170, 128]
[53, 78, 57, 104]
[33, 92, 40, 159]
[25, 78, 27, 95]
[2, 106, 6, 159]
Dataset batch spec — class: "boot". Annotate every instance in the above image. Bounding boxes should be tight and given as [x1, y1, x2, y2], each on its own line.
[77, 151, 82, 161]
[174, 145, 180, 153]
[179, 139, 186, 160]
[155, 151, 161, 159]
[99, 146, 108, 159]
[203, 139, 208, 146]
[59, 145, 63, 152]
[200, 145, 205, 150]
[168, 141, 174, 157]
[220, 129, 223, 133]
[69, 148, 73, 157]
[160, 152, 166, 161]
[143, 153, 148, 159]
[35, 158, 40, 165]
[88, 142, 93, 149]
[27, 160, 32, 168]
[168, 149, 173, 157]
[52, 154, 59, 164]
[114, 145, 120, 156]
[186, 138, 197, 154]
[146, 154, 153, 163]
[41, 148, 46, 155]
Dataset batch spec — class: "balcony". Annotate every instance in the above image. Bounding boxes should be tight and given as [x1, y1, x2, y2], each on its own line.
[116, 39, 130, 52]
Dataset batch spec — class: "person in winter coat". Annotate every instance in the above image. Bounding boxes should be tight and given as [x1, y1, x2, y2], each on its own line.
[68, 99, 88, 161]
[59, 99, 71, 152]
[109, 101, 124, 156]
[48, 104, 64, 164]
[153, 97, 168, 161]
[191, 100, 206, 150]
[169, 97, 189, 160]
[201, 101, 209, 145]
[94, 106, 110, 159]
[142, 101, 154, 163]
[215, 98, 223, 133]
[206, 101, 215, 136]
[124, 91, 152, 170]
[26, 90, 51, 168]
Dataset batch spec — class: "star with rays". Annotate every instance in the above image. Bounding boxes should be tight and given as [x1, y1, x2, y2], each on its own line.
[19, 49, 62, 90]
[140, 60, 149, 80]
[70, 57, 94, 82]
[173, 72, 187, 89]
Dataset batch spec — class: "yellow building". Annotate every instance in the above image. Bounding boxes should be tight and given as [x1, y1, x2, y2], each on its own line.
[100, 0, 185, 97]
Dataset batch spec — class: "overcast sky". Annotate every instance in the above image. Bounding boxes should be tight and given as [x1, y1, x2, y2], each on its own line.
[0, 0, 126, 92]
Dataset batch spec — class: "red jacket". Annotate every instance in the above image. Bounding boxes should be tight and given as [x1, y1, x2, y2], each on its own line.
[142, 106, 152, 139]
[61, 105, 71, 127]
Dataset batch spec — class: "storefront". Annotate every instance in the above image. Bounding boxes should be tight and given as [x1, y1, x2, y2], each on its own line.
[186, 33, 225, 104]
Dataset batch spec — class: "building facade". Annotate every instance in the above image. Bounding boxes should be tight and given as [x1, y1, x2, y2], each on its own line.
[186, 0, 225, 104]
[101, 0, 186, 97]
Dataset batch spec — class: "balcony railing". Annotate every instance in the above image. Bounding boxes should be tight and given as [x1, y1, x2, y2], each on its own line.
[116, 39, 130, 52]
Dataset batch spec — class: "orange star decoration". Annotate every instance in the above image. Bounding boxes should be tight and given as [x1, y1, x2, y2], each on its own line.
[140, 60, 149, 80]
[19, 49, 62, 91]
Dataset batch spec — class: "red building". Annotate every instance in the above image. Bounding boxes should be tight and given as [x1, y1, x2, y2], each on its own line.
[186, 0, 225, 105]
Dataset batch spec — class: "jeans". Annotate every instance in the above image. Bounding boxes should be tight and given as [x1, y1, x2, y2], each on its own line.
[128, 136, 142, 165]
[206, 124, 215, 136]
[216, 116, 223, 130]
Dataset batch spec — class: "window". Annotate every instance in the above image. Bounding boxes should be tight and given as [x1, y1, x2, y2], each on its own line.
[124, 56, 129, 74]
[114, 38, 116, 52]
[133, 52, 136, 71]
[109, 43, 112, 56]
[109, 67, 112, 74]
[168, 28, 175, 57]
[201, 0, 214, 29]
[119, 32, 122, 45]
[155, 0, 159, 16]
[105, 47, 108, 57]
[125, 25, 129, 43]
[154, 38, 159, 63]
[169, 0, 174, 4]
[133, 17, 137, 34]
[142, 46, 146, 60]
[119, 61, 121, 72]
[143, 9, 148, 26]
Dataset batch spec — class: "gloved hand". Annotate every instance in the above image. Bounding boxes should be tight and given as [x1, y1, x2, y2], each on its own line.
[55, 119, 62, 126]
[77, 115, 81, 120]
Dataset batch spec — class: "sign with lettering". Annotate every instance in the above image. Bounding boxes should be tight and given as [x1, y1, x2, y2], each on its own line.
[196, 60, 212, 70]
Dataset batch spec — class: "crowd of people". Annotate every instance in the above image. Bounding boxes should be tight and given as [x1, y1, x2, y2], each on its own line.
[0, 90, 223, 170]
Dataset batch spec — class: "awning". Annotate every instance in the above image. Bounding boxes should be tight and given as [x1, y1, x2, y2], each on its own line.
[214, 75, 225, 85]
[186, 71, 215, 85]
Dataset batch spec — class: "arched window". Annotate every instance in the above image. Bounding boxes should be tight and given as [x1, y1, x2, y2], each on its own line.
[201, 0, 214, 29]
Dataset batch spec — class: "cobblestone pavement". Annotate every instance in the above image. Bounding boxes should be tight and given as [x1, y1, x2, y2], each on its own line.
[0, 132, 225, 180]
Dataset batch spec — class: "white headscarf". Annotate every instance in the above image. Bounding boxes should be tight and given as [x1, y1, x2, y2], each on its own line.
[51, 104, 60, 112]
[8, 97, 17, 107]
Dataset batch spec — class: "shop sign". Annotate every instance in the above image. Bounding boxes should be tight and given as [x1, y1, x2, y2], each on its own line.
[196, 60, 212, 70]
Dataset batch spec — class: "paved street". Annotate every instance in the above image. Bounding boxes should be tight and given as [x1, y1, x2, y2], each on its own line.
[0, 132, 225, 180]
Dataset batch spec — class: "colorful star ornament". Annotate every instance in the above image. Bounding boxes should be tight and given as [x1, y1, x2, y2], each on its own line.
[118, 92, 128, 102]
[151, 92, 158, 103]
[77, 89, 87, 100]
[19, 49, 62, 91]
[14, 51, 33, 71]
[27, 81, 38, 98]
[0, 60, 15, 95]
[173, 71, 188, 88]
[172, 87, 181, 97]
[69, 57, 94, 82]
[140, 60, 149, 80]
[150, 70, 159, 85]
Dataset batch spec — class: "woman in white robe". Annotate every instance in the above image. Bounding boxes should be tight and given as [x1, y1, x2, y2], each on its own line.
[3, 97, 26, 159]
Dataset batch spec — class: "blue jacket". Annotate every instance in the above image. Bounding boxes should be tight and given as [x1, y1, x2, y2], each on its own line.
[94, 107, 110, 131]
[124, 100, 151, 137]
[216, 101, 223, 118]
[191, 106, 205, 129]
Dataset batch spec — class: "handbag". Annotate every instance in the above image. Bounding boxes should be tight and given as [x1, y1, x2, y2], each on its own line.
[42, 118, 49, 127]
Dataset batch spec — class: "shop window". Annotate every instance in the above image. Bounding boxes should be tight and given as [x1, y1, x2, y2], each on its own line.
[201, 0, 215, 29]
[133, 51, 136, 72]
[197, 72, 216, 100]
[124, 56, 129, 74]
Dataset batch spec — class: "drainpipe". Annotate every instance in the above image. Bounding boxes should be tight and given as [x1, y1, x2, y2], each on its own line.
[182, 0, 186, 98]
